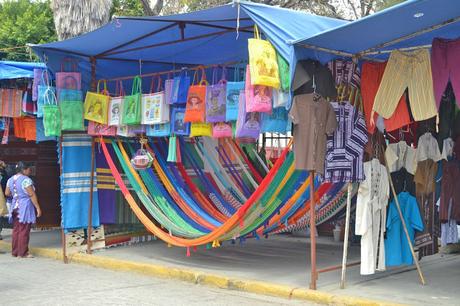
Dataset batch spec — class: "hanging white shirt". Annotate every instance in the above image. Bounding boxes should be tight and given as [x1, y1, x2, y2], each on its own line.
[355, 158, 389, 275]
[385, 141, 417, 174]
[441, 137, 454, 160]
[416, 132, 442, 163]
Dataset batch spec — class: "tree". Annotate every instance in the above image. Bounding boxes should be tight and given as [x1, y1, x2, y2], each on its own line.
[0, 0, 56, 61]
[51, 0, 113, 40]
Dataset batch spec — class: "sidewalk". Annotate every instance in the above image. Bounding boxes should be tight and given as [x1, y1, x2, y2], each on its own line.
[1, 230, 459, 305]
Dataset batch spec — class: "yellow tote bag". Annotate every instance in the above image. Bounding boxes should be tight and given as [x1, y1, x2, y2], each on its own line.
[84, 80, 110, 124]
[189, 122, 212, 137]
[248, 25, 280, 89]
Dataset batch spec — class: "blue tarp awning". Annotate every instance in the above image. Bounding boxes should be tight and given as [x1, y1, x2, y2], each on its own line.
[293, 0, 460, 62]
[31, 1, 347, 91]
[0, 61, 46, 80]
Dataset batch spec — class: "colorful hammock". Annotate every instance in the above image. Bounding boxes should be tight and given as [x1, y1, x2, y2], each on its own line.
[99, 137, 349, 251]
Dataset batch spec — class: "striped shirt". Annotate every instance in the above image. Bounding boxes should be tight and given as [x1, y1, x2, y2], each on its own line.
[324, 102, 368, 183]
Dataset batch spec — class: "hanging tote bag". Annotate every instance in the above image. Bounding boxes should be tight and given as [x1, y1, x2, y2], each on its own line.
[245, 65, 272, 113]
[190, 123, 212, 137]
[184, 66, 207, 123]
[236, 90, 260, 139]
[42, 88, 61, 137]
[146, 122, 170, 137]
[171, 107, 190, 136]
[206, 67, 227, 123]
[261, 107, 290, 133]
[212, 122, 232, 138]
[225, 66, 245, 122]
[248, 25, 280, 89]
[142, 75, 169, 125]
[116, 125, 144, 137]
[84, 80, 110, 124]
[32, 68, 44, 102]
[164, 72, 174, 105]
[108, 80, 124, 126]
[37, 70, 54, 118]
[35, 118, 56, 142]
[60, 96, 84, 131]
[122, 76, 142, 125]
[87, 121, 117, 136]
[172, 68, 190, 104]
[277, 53, 290, 92]
[55, 58, 82, 99]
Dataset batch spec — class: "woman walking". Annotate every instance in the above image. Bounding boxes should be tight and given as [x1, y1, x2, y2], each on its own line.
[4, 162, 42, 258]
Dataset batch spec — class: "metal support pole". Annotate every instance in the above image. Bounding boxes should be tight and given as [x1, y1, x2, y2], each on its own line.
[87, 137, 95, 254]
[340, 182, 353, 289]
[382, 147, 426, 285]
[309, 170, 317, 290]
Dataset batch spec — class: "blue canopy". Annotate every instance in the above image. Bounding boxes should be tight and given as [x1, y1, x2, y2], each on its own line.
[293, 0, 460, 63]
[0, 61, 46, 80]
[31, 1, 346, 91]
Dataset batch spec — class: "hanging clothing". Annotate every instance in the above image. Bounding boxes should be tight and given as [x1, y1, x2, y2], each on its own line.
[355, 159, 389, 275]
[414, 159, 438, 252]
[416, 132, 442, 163]
[13, 117, 36, 142]
[391, 168, 416, 197]
[292, 60, 337, 100]
[327, 59, 360, 89]
[440, 160, 460, 223]
[441, 138, 455, 161]
[373, 49, 438, 122]
[439, 198, 459, 247]
[414, 159, 438, 197]
[324, 101, 368, 183]
[289, 94, 337, 175]
[437, 84, 457, 148]
[385, 141, 417, 175]
[431, 37, 460, 109]
[385, 192, 424, 267]
[361, 61, 411, 134]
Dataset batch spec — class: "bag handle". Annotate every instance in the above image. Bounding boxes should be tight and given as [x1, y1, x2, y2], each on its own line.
[219, 66, 227, 84]
[192, 65, 207, 86]
[211, 66, 218, 85]
[254, 25, 261, 40]
[44, 87, 58, 106]
[156, 75, 163, 92]
[97, 80, 108, 95]
[115, 80, 124, 96]
[149, 76, 156, 94]
[60, 58, 79, 72]
[131, 76, 142, 95]
[41, 70, 51, 87]
[148, 75, 163, 93]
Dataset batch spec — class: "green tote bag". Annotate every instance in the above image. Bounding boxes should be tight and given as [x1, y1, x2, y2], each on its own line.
[43, 88, 61, 137]
[122, 76, 142, 125]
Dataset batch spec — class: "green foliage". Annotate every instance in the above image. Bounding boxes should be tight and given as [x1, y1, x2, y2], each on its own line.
[0, 0, 56, 61]
[112, 0, 145, 17]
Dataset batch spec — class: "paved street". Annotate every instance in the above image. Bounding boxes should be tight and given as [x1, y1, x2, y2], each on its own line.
[0, 252, 311, 306]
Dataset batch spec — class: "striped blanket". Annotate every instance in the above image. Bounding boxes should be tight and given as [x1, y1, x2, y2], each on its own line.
[60, 134, 100, 230]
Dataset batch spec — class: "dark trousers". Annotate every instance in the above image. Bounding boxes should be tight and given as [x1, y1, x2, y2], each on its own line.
[12, 210, 31, 257]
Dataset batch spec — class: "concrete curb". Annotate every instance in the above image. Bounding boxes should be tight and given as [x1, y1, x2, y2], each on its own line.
[0, 241, 403, 306]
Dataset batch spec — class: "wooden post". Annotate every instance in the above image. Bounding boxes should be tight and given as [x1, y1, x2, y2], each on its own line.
[59, 136, 68, 264]
[309, 170, 317, 290]
[340, 182, 353, 289]
[382, 147, 426, 285]
[87, 137, 95, 254]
